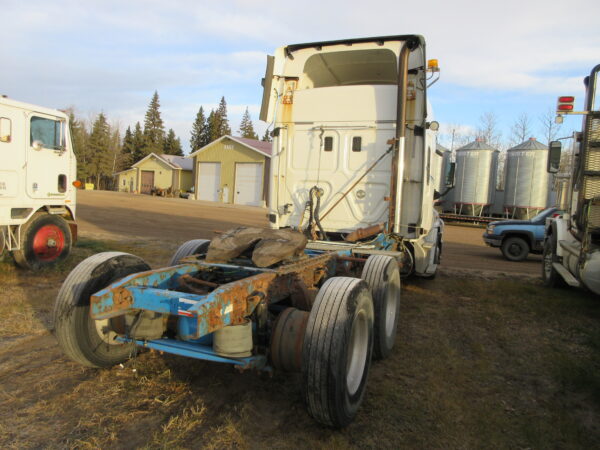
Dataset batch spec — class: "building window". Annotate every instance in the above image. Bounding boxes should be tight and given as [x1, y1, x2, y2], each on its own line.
[352, 137, 362, 152]
[324, 136, 333, 152]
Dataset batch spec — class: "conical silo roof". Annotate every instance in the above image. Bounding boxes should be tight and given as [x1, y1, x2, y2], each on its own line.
[436, 143, 450, 153]
[508, 137, 547, 151]
[457, 138, 498, 151]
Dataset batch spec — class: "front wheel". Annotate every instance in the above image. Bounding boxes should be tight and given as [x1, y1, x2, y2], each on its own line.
[302, 277, 374, 428]
[13, 213, 72, 269]
[542, 237, 566, 288]
[54, 252, 151, 368]
[501, 236, 529, 262]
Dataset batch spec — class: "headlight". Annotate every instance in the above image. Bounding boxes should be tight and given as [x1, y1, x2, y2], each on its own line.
[487, 224, 495, 234]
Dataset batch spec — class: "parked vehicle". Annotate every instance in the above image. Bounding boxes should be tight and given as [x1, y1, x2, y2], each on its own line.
[0, 96, 77, 269]
[543, 64, 600, 293]
[54, 35, 442, 427]
[260, 35, 448, 278]
[483, 207, 562, 261]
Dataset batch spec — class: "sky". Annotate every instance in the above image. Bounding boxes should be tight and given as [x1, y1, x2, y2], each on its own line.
[1, 0, 598, 153]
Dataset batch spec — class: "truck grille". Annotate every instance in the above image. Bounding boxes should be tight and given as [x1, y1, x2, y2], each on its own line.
[589, 203, 600, 229]
[582, 113, 600, 200]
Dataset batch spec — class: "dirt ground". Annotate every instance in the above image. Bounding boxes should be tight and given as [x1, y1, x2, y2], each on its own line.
[76, 190, 541, 277]
[0, 191, 598, 449]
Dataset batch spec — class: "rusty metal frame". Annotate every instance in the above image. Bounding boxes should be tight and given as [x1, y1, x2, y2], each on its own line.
[90, 253, 337, 342]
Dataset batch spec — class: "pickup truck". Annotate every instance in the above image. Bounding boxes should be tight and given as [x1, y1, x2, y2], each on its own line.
[483, 207, 562, 261]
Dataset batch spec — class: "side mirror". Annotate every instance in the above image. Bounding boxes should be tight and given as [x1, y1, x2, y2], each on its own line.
[445, 162, 456, 187]
[548, 141, 561, 173]
[32, 140, 44, 151]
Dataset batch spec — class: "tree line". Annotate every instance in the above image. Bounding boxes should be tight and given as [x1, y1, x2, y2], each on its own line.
[69, 91, 269, 189]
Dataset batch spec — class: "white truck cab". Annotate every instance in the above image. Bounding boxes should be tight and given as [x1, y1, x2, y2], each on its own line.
[259, 35, 445, 277]
[0, 96, 77, 269]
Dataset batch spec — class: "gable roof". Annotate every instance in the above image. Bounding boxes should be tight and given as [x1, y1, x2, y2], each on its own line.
[189, 135, 272, 158]
[132, 152, 178, 170]
[131, 152, 193, 171]
[159, 154, 193, 170]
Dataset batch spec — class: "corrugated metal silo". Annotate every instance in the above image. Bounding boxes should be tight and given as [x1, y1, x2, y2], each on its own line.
[452, 138, 499, 216]
[503, 137, 549, 219]
[435, 143, 451, 194]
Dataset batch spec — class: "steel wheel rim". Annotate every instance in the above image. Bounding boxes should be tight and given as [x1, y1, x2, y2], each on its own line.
[384, 272, 400, 340]
[33, 224, 65, 261]
[94, 318, 121, 345]
[346, 309, 369, 395]
[509, 243, 522, 257]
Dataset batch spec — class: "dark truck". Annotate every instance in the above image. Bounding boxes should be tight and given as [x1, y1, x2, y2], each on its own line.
[483, 207, 562, 261]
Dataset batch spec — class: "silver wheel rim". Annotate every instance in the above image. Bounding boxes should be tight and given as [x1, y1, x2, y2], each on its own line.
[94, 318, 121, 345]
[384, 271, 400, 340]
[346, 308, 369, 395]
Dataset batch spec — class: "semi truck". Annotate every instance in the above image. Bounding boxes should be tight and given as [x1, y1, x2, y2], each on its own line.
[54, 35, 443, 427]
[0, 96, 77, 269]
[543, 64, 600, 293]
[260, 35, 446, 278]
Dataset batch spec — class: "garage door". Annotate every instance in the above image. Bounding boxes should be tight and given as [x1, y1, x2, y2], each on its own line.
[141, 170, 154, 194]
[234, 163, 263, 206]
[197, 162, 221, 201]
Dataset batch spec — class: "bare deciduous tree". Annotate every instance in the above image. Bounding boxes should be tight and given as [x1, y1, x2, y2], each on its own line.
[476, 111, 502, 149]
[509, 112, 532, 147]
[539, 107, 562, 145]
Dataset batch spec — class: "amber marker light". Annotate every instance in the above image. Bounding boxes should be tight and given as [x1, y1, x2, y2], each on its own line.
[72, 180, 82, 188]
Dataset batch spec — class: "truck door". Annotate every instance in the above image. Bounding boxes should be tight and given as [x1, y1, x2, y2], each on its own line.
[26, 113, 70, 200]
[0, 105, 21, 200]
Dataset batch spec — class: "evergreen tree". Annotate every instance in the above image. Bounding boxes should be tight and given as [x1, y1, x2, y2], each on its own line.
[261, 127, 272, 143]
[215, 96, 231, 138]
[121, 126, 134, 167]
[163, 128, 183, 156]
[143, 91, 165, 154]
[206, 110, 219, 143]
[238, 107, 258, 139]
[190, 106, 207, 151]
[67, 109, 90, 180]
[132, 121, 147, 163]
[87, 113, 112, 189]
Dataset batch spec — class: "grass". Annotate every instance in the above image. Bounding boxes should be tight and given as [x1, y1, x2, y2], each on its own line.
[0, 240, 599, 448]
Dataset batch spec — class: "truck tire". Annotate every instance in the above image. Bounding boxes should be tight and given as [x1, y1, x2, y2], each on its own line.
[168, 239, 211, 265]
[542, 236, 566, 288]
[302, 277, 374, 428]
[13, 213, 72, 270]
[361, 255, 400, 360]
[54, 252, 150, 368]
[501, 236, 529, 261]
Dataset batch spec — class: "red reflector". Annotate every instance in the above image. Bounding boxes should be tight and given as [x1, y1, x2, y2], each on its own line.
[558, 104, 574, 111]
[558, 96, 575, 103]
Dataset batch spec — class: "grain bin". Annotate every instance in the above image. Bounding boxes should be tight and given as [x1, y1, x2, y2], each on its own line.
[434, 143, 451, 194]
[503, 138, 549, 219]
[452, 138, 499, 216]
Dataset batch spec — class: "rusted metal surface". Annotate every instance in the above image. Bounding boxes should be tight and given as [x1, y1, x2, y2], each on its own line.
[345, 223, 385, 242]
[336, 255, 368, 263]
[91, 250, 338, 340]
[206, 227, 307, 267]
[270, 307, 309, 372]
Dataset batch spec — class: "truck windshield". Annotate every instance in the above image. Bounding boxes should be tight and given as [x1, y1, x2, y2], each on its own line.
[301, 49, 397, 89]
[30, 116, 64, 150]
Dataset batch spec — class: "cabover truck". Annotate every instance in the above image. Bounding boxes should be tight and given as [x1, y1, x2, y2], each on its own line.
[260, 36, 445, 278]
[0, 96, 77, 269]
[543, 64, 600, 293]
[54, 35, 442, 427]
